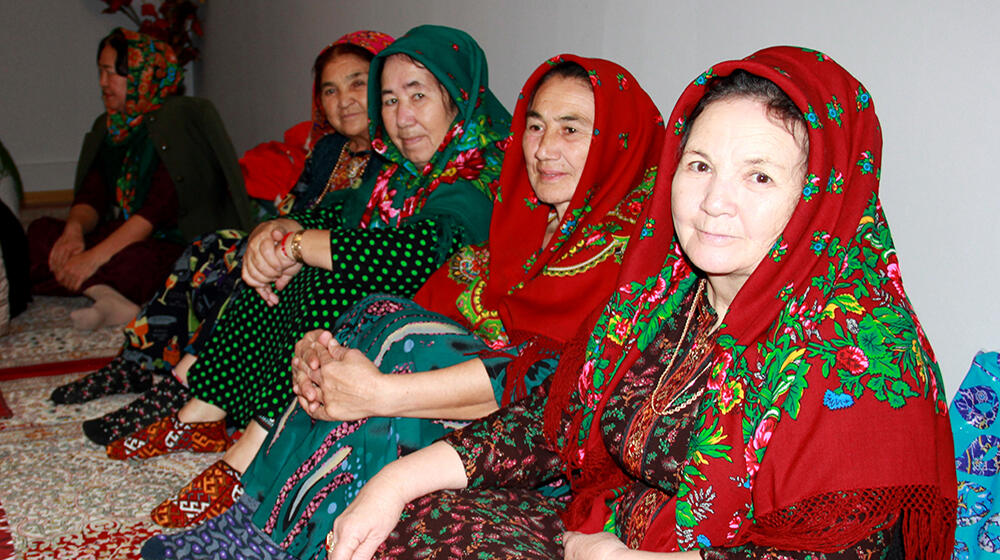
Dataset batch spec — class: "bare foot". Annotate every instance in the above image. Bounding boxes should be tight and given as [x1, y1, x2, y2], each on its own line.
[222, 420, 269, 473]
[176, 397, 227, 424]
[70, 306, 103, 330]
[77, 284, 140, 329]
[172, 353, 198, 385]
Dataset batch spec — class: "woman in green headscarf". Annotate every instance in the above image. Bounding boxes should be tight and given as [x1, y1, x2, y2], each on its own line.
[28, 28, 252, 329]
[114, 25, 511, 531]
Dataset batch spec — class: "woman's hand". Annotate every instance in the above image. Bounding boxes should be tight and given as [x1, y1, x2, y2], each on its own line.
[291, 329, 331, 415]
[55, 248, 108, 291]
[309, 336, 386, 422]
[243, 219, 302, 305]
[48, 226, 85, 272]
[563, 531, 628, 560]
[327, 466, 408, 560]
[563, 532, 699, 560]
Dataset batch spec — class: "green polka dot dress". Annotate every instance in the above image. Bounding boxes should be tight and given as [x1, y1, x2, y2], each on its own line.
[185, 24, 512, 428]
[186, 219, 466, 426]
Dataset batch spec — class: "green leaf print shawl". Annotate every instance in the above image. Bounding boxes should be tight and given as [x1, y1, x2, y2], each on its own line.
[543, 46, 956, 557]
[336, 24, 510, 244]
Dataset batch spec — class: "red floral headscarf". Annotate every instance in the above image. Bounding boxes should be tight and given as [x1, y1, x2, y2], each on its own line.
[414, 55, 664, 351]
[545, 46, 956, 557]
[309, 30, 394, 146]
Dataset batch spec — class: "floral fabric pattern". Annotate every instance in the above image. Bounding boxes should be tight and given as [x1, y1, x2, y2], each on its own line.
[541, 46, 955, 556]
[414, 56, 665, 351]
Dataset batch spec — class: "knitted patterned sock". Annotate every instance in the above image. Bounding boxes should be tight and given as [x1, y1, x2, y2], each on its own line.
[150, 460, 243, 528]
[107, 415, 230, 461]
[81, 376, 191, 446]
[141, 493, 294, 560]
[50, 355, 152, 405]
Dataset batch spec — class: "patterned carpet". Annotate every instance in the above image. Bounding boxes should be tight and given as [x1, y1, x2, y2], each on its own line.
[0, 296, 121, 374]
[0, 372, 223, 559]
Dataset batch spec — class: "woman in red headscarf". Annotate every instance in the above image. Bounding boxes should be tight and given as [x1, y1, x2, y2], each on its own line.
[326, 46, 956, 560]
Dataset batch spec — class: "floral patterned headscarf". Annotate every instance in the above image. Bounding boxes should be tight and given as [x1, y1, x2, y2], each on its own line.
[413, 55, 664, 401]
[545, 46, 956, 557]
[336, 25, 511, 247]
[100, 28, 182, 218]
[104, 28, 182, 144]
[309, 30, 394, 146]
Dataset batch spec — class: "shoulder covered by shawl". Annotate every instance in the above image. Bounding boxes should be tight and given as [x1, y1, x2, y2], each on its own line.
[550, 46, 956, 558]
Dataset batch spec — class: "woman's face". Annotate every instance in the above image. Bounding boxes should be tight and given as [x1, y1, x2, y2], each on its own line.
[671, 97, 806, 295]
[98, 44, 127, 114]
[320, 53, 372, 146]
[522, 75, 595, 221]
[380, 55, 458, 167]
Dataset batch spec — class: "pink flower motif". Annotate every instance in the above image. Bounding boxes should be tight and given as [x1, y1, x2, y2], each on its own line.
[649, 276, 667, 300]
[613, 318, 630, 341]
[744, 445, 760, 478]
[577, 360, 596, 397]
[751, 416, 776, 451]
[885, 262, 905, 298]
[835, 346, 869, 375]
[706, 353, 732, 391]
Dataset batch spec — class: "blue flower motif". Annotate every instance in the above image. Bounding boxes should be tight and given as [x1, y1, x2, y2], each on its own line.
[811, 241, 825, 253]
[696, 534, 712, 547]
[803, 105, 823, 129]
[823, 389, 855, 410]
[560, 218, 578, 235]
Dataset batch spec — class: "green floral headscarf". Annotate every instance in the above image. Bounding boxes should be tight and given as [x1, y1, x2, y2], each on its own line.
[338, 24, 511, 245]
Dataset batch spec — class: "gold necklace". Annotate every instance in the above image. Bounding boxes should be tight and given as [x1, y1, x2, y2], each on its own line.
[649, 279, 705, 416]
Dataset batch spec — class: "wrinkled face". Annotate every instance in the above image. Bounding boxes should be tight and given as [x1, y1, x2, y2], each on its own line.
[98, 44, 127, 114]
[522, 75, 595, 221]
[671, 97, 806, 294]
[320, 53, 372, 144]
[380, 54, 458, 168]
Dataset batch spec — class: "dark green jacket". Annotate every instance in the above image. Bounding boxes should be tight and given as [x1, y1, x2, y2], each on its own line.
[75, 96, 255, 241]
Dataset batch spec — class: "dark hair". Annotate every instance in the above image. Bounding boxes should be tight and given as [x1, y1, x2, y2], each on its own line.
[97, 30, 128, 77]
[681, 70, 806, 152]
[382, 52, 459, 114]
[313, 43, 375, 99]
[529, 60, 590, 105]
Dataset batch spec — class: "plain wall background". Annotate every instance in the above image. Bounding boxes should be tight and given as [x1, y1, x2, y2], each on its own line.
[2, 1, 997, 398]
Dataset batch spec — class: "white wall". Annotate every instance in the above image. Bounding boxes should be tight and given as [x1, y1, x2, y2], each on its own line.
[1, 1, 133, 192]
[4, 1, 997, 397]
[195, 0, 997, 398]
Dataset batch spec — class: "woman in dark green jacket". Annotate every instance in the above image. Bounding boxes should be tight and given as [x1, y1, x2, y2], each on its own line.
[27, 28, 251, 330]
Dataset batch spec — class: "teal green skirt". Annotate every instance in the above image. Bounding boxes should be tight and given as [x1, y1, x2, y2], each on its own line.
[240, 294, 530, 559]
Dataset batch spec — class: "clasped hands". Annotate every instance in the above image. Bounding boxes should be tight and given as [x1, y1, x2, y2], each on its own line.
[49, 227, 106, 291]
[242, 219, 304, 306]
[291, 329, 387, 422]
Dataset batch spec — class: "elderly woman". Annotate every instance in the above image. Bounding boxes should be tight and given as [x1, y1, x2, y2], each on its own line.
[325, 47, 957, 560]
[139, 55, 665, 560]
[110, 24, 510, 528]
[54, 30, 395, 446]
[28, 28, 252, 329]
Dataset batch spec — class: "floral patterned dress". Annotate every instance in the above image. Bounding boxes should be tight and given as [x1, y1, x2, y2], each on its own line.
[376, 287, 902, 559]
